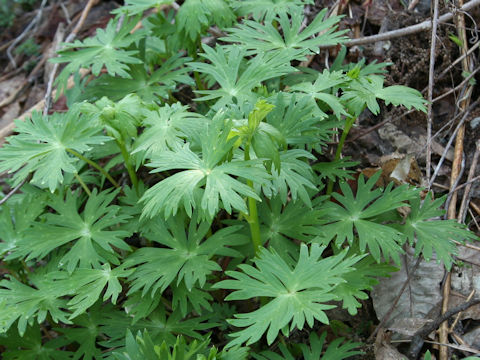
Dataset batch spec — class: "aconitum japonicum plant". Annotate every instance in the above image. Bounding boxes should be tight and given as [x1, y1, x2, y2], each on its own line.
[0, 0, 476, 358]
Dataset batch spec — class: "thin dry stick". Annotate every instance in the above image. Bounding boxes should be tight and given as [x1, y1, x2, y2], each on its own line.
[65, 0, 98, 43]
[435, 40, 480, 82]
[426, 0, 441, 187]
[0, 177, 29, 205]
[440, 5, 473, 359]
[454, 239, 480, 251]
[396, 338, 480, 355]
[458, 140, 480, 223]
[428, 104, 475, 188]
[445, 155, 466, 214]
[44, 26, 65, 115]
[450, 333, 472, 359]
[471, 201, 480, 215]
[431, 65, 480, 104]
[367, 256, 422, 342]
[6, 0, 48, 68]
[408, 0, 421, 10]
[468, 207, 480, 231]
[450, 174, 480, 194]
[319, 0, 480, 48]
[407, 296, 480, 359]
[440, 273, 452, 359]
[448, 290, 475, 333]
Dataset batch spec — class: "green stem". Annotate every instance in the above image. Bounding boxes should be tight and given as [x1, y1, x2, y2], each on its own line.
[247, 183, 262, 254]
[193, 71, 205, 91]
[66, 148, 120, 188]
[326, 116, 356, 195]
[244, 145, 262, 255]
[73, 172, 91, 196]
[116, 140, 139, 192]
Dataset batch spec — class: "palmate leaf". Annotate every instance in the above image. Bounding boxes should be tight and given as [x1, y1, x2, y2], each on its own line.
[254, 332, 362, 360]
[0, 109, 110, 192]
[0, 273, 73, 335]
[112, 0, 173, 15]
[223, 9, 346, 60]
[176, 0, 235, 42]
[0, 196, 44, 256]
[52, 16, 142, 91]
[133, 103, 206, 159]
[215, 243, 363, 347]
[313, 157, 358, 183]
[318, 172, 418, 264]
[80, 54, 193, 103]
[125, 212, 246, 296]
[171, 282, 213, 317]
[258, 196, 323, 260]
[399, 195, 478, 270]
[266, 93, 326, 148]
[332, 255, 396, 315]
[260, 196, 322, 242]
[10, 189, 131, 273]
[290, 70, 347, 119]
[0, 324, 72, 360]
[123, 292, 161, 324]
[188, 45, 295, 109]
[112, 331, 250, 360]
[100, 306, 216, 348]
[55, 306, 107, 360]
[60, 264, 134, 319]
[114, 332, 213, 360]
[141, 116, 271, 219]
[341, 74, 427, 116]
[231, 0, 313, 21]
[263, 149, 317, 206]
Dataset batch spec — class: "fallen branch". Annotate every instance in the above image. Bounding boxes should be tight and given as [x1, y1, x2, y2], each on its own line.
[407, 296, 480, 359]
[319, 0, 480, 48]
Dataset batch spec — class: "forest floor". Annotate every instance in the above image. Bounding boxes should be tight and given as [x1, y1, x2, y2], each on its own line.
[1, 0, 480, 359]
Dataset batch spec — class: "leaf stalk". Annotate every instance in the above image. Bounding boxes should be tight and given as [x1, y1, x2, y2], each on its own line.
[244, 145, 262, 254]
[117, 140, 139, 192]
[327, 115, 356, 195]
[66, 148, 120, 188]
[73, 172, 91, 196]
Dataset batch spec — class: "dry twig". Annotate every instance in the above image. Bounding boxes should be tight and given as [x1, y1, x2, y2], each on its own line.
[407, 296, 480, 359]
[426, 0, 440, 186]
[6, 0, 48, 68]
[440, 3, 474, 357]
[319, 0, 480, 48]
[458, 141, 480, 223]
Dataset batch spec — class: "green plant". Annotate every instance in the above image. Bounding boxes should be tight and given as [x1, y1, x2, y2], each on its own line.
[0, 1, 477, 358]
[0, 0, 39, 28]
[14, 38, 41, 57]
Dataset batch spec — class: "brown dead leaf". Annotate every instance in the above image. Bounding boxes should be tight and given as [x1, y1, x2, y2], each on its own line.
[371, 247, 444, 328]
[375, 343, 408, 360]
[374, 329, 408, 359]
[361, 153, 423, 187]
